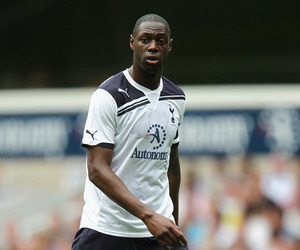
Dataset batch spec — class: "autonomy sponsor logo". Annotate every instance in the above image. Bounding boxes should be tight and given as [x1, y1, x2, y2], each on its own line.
[146, 124, 166, 150]
[131, 123, 168, 160]
[130, 148, 167, 160]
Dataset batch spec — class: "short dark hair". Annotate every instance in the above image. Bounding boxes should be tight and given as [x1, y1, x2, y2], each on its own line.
[132, 14, 171, 38]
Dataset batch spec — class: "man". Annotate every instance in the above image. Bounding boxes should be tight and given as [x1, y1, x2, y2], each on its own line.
[72, 14, 188, 250]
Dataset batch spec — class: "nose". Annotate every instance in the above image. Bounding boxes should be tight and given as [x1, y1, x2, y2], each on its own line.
[148, 39, 158, 52]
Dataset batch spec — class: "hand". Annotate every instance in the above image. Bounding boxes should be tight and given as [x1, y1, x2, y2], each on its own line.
[143, 212, 187, 249]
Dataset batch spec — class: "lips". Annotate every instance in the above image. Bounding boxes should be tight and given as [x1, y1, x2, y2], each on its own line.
[146, 56, 159, 65]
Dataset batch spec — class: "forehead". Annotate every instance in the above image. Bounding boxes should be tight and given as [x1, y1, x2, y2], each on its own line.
[136, 21, 169, 37]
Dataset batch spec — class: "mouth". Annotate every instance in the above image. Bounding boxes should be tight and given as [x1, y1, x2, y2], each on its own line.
[146, 56, 159, 65]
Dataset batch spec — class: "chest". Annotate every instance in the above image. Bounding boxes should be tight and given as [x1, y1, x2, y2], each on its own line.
[117, 101, 180, 147]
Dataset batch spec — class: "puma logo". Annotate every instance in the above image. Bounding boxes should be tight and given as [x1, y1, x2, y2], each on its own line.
[118, 88, 130, 98]
[86, 130, 97, 140]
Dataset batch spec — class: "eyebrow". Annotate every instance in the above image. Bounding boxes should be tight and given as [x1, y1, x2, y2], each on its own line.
[138, 32, 168, 37]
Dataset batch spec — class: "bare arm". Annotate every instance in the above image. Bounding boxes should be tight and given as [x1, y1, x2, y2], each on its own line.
[86, 145, 149, 219]
[86, 146, 187, 249]
[168, 145, 181, 225]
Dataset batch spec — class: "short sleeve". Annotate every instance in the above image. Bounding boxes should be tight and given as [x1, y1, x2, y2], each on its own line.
[82, 89, 117, 149]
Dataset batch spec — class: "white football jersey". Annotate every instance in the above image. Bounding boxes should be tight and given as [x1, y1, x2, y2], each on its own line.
[80, 69, 186, 237]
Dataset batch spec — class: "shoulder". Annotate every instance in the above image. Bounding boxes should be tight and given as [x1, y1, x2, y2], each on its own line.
[161, 76, 185, 100]
[98, 71, 126, 93]
[97, 71, 145, 108]
[89, 88, 117, 114]
[97, 72, 128, 108]
[88, 72, 127, 110]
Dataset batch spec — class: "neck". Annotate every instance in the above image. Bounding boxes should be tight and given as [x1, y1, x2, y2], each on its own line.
[129, 65, 162, 90]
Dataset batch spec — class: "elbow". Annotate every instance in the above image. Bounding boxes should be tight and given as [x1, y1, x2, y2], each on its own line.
[85, 146, 113, 186]
[87, 162, 100, 184]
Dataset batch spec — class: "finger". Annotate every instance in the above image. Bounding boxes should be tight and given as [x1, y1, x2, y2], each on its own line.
[169, 226, 187, 246]
[157, 239, 171, 250]
[157, 234, 174, 247]
[166, 236, 182, 248]
[169, 227, 188, 247]
[162, 231, 183, 248]
[178, 235, 188, 246]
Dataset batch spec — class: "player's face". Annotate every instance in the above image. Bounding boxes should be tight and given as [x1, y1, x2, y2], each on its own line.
[130, 21, 172, 75]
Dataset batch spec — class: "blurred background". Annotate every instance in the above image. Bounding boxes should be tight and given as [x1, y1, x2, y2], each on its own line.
[1, 0, 300, 249]
[1, 0, 299, 87]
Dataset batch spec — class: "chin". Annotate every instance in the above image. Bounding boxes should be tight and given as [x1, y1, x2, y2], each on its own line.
[143, 65, 162, 75]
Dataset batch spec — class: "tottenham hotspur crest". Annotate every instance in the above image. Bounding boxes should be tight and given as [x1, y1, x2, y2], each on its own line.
[169, 105, 175, 123]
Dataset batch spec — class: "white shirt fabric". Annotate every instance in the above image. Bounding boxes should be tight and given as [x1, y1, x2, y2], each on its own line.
[79, 69, 186, 237]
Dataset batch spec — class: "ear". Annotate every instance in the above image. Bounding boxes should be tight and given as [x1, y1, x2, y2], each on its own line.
[129, 34, 134, 51]
[168, 38, 173, 53]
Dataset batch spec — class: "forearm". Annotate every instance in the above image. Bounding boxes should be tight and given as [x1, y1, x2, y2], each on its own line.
[168, 170, 180, 225]
[168, 146, 181, 225]
[89, 162, 154, 222]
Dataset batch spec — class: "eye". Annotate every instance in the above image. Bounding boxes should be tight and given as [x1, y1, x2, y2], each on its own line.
[158, 39, 167, 45]
[141, 37, 149, 43]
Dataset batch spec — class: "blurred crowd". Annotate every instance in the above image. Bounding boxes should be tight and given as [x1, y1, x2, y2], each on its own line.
[3, 154, 300, 250]
[180, 154, 300, 250]
[4, 213, 79, 250]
